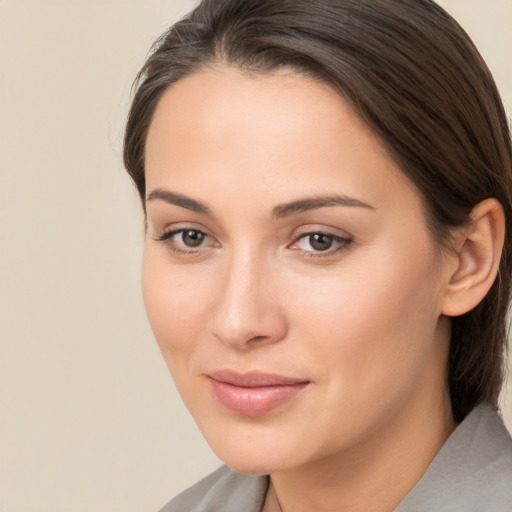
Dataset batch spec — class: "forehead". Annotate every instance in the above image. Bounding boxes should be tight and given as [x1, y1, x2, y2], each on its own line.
[145, 66, 421, 217]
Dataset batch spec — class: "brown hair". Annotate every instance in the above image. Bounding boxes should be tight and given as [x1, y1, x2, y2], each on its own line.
[124, 0, 512, 422]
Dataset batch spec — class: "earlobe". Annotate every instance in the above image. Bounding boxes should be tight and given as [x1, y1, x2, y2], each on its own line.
[441, 198, 505, 317]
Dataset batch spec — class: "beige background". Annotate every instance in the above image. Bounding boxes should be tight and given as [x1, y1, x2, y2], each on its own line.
[0, 1, 510, 511]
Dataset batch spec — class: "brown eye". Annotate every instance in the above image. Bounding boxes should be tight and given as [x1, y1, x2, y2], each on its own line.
[308, 233, 333, 251]
[155, 227, 216, 255]
[291, 231, 353, 256]
[181, 230, 206, 247]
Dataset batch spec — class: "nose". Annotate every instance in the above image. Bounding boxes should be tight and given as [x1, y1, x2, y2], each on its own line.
[209, 250, 288, 350]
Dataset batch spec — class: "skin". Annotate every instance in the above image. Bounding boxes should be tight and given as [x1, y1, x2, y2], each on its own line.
[141, 66, 498, 511]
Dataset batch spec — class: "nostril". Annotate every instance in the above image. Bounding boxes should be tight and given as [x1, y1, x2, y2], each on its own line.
[248, 335, 267, 344]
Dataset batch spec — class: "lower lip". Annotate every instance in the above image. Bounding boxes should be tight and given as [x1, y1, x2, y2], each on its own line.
[208, 379, 309, 417]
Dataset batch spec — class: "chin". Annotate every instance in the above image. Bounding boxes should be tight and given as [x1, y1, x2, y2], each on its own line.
[216, 450, 293, 475]
[199, 423, 301, 475]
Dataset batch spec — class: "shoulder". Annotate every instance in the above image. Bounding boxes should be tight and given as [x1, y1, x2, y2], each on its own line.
[158, 465, 268, 512]
[396, 404, 512, 511]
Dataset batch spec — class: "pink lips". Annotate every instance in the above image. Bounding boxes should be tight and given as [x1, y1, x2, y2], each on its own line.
[207, 370, 310, 417]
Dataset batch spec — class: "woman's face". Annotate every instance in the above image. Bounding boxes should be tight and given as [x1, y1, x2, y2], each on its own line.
[143, 67, 455, 474]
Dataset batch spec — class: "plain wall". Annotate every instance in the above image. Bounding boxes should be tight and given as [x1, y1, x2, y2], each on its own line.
[0, 1, 510, 511]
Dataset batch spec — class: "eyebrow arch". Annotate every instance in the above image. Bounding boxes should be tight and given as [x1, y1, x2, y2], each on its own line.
[146, 189, 374, 218]
[272, 194, 375, 219]
[146, 188, 212, 215]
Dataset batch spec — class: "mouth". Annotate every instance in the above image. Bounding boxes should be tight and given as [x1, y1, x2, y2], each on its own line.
[206, 370, 310, 417]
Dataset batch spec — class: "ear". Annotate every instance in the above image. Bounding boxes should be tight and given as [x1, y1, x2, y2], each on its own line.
[441, 198, 505, 317]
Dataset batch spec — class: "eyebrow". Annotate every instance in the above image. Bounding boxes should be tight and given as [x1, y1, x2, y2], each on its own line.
[146, 188, 212, 215]
[272, 194, 375, 218]
[146, 188, 374, 218]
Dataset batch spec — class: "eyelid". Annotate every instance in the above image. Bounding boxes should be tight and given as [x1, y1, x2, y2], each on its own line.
[290, 224, 353, 242]
[152, 220, 216, 240]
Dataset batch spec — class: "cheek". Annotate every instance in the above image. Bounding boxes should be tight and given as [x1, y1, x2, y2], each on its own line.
[287, 243, 442, 388]
[141, 247, 212, 366]
[279, 250, 445, 449]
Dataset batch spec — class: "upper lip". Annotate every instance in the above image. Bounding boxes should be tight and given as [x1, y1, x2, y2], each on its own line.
[207, 369, 310, 387]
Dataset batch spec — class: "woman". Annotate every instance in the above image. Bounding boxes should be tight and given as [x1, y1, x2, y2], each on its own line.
[124, 0, 512, 510]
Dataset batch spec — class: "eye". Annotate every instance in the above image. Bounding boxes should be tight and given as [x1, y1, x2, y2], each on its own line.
[291, 231, 352, 255]
[176, 229, 207, 248]
[155, 228, 217, 254]
[300, 233, 334, 251]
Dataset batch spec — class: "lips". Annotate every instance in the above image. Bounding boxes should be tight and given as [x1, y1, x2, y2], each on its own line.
[207, 370, 310, 417]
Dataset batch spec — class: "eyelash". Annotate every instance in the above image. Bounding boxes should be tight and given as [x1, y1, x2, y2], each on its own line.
[154, 228, 353, 258]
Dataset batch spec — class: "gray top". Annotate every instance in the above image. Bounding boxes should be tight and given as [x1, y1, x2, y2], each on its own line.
[160, 404, 512, 511]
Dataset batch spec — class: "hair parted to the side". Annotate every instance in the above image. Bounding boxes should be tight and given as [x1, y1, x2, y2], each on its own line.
[124, 0, 512, 422]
